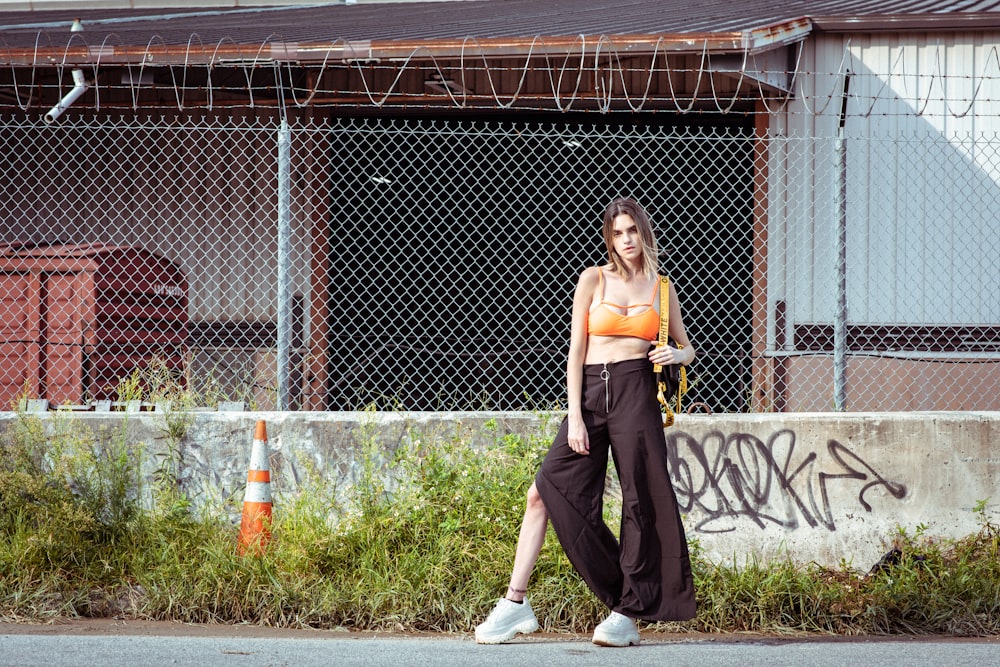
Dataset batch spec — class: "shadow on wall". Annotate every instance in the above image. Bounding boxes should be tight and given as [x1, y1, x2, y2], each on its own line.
[771, 48, 1000, 411]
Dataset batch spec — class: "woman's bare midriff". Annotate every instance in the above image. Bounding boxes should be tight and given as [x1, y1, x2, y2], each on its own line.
[584, 335, 652, 365]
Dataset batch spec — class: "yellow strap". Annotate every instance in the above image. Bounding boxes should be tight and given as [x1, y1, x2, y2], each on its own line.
[677, 366, 687, 414]
[652, 275, 670, 375]
[654, 274, 687, 427]
[654, 275, 672, 426]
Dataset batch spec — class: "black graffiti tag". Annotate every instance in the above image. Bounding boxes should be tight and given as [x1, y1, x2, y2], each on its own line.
[665, 429, 906, 533]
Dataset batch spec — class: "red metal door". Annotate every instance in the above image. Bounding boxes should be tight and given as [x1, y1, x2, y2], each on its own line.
[40, 272, 88, 405]
[0, 272, 41, 408]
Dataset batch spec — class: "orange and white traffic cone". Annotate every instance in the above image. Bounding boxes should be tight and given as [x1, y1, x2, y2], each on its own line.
[238, 420, 273, 555]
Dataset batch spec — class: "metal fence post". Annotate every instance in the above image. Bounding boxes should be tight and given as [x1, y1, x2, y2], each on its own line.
[0, 112, 995, 412]
[834, 72, 852, 411]
[276, 119, 292, 411]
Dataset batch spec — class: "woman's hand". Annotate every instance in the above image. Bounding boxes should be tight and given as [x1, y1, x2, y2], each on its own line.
[567, 413, 589, 455]
[648, 343, 690, 366]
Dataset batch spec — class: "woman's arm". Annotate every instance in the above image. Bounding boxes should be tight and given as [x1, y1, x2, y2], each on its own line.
[566, 267, 598, 455]
[667, 280, 695, 365]
[648, 279, 696, 366]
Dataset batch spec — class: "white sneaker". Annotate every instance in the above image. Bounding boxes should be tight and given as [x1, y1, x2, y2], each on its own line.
[475, 597, 539, 644]
[591, 610, 640, 647]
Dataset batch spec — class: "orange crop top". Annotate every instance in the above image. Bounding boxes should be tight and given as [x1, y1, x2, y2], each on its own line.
[587, 270, 660, 340]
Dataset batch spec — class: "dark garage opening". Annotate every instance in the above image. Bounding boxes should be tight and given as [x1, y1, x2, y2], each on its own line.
[323, 113, 754, 412]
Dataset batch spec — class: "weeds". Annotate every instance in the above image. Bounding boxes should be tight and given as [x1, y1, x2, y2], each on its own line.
[0, 412, 998, 637]
[112, 354, 263, 414]
[0, 412, 145, 621]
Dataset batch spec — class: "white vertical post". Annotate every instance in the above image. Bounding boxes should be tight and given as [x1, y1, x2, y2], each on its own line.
[276, 119, 292, 411]
[834, 72, 851, 411]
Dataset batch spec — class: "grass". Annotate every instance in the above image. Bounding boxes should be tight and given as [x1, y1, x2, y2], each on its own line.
[1, 410, 998, 636]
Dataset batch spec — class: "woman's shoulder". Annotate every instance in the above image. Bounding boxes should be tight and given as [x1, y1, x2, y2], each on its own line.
[578, 265, 606, 284]
[574, 266, 604, 294]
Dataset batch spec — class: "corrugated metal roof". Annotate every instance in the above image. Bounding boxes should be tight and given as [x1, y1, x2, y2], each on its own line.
[2, 0, 1000, 61]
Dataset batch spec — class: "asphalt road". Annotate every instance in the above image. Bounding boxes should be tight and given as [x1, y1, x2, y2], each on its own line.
[2, 622, 998, 667]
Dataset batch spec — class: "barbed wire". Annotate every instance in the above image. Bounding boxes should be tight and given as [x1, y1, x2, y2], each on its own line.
[4, 32, 1000, 116]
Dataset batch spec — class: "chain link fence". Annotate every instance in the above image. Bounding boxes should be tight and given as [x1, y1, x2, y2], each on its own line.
[0, 113, 996, 412]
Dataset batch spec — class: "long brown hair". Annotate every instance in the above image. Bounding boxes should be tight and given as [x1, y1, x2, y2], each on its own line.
[602, 197, 658, 279]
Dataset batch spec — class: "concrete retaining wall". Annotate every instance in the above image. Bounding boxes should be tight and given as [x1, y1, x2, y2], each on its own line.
[3, 410, 997, 571]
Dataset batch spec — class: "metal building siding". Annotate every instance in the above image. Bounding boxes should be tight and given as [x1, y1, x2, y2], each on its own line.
[774, 30, 1000, 330]
[0, 106, 314, 324]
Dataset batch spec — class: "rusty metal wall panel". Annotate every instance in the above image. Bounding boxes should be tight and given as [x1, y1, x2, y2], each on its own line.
[40, 271, 88, 404]
[0, 244, 189, 405]
[0, 272, 39, 406]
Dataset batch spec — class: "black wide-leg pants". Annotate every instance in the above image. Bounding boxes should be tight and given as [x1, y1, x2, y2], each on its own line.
[534, 357, 696, 622]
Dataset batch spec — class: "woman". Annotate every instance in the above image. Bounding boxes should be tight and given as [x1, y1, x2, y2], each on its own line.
[475, 197, 697, 647]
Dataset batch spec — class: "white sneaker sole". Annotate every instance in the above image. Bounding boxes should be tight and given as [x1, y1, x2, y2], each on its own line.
[592, 633, 640, 647]
[475, 618, 539, 644]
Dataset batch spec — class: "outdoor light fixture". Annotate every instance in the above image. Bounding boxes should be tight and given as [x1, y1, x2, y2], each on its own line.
[43, 18, 88, 123]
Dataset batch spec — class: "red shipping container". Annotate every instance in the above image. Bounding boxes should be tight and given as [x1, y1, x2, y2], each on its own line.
[0, 242, 189, 407]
